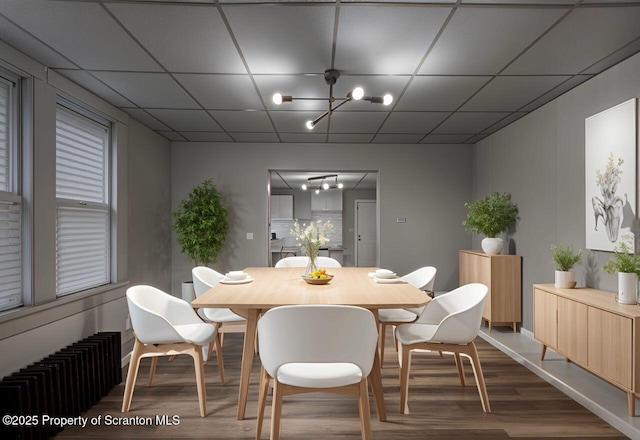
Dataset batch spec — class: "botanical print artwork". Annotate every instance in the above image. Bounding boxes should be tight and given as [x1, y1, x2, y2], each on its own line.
[585, 98, 637, 252]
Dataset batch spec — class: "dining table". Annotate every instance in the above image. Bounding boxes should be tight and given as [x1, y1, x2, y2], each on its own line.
[191, 266, 431, 421]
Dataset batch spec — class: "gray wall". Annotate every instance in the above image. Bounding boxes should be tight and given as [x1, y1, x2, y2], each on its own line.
[171, 143, 473, 295]
[473, 52, 640, 330]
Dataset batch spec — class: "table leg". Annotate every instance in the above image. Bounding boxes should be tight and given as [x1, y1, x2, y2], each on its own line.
[368, 309, 387, 422]
[237, 309, 259, 420]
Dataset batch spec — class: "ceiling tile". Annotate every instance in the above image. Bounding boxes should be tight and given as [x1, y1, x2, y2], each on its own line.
[175, 74, 263, 109]
[208, 110, 274, 132]
[327, 112, 389, 133]
[222, 4, 335, 74]
[432, 112, 510, 134]
[56, 70, 136, 108]
[520, 75, 592, 111]
[482, 112, 528, 134]
[0, 0, 160, 71]
[466, 133, 490, 143]
[421, 134, 473, 143]
[420, 7, 567, 75]
[270, 111, 327, 132]
[462, 0, 573, 4]
[157, 131, 188, 141]
[380, 112, 451, 133]
[396, 76, 491, 111]
[331, 75, 411, 111]
[123, 109, 172, 131]
[328, 133, 374, 143]
[146, 109, 222, 131]
[372, 133, 425, 143]
[279, 133, 328, 143]
[106, 3, 246, 74]
[230, 132, 280, 142]
[335, 5, 451, 74]
[181, 132, 234, 142]
[504, 7, 640, 74]
[461, 75, 570, 111]
[583, 38, 640, 75]
[91, 72, 199, 109]
[255, 75, 329, 111]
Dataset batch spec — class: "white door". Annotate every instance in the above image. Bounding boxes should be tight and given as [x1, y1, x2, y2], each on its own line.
[356, 200, 377, 267]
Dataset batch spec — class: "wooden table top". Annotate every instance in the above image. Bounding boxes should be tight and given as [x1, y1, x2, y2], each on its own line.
[191, 266, 430, 310]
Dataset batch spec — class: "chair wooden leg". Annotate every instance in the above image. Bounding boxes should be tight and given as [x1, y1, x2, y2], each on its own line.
[399, 343, 412, 414]
[358, 378, 372, 440]
[466, 341, 491, 413]
[270, 380, 284, 440]
[256, 367, 270, 440]
[148, 356, 158, 386]
[393, 326, 399, 352]
[215, 332, 225, 385]
[379, 323, 386, 365]
[188, 344, 208, 417]
[454, 352, 466, 387]
[122, 338, 143, 413]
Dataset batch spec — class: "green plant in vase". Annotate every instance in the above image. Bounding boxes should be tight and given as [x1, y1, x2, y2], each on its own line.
[603, 235, 640, 304]
[551, 243, 581, 288]
[463, 192, 519, 254]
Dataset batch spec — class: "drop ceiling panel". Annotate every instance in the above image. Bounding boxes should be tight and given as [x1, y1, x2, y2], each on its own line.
[396, 76, 491, 111]
[373, 133, 425, 143]
[328, 112, 389, 133]
[157, 131, 188, 141]
[208, 110, 274, 132]
[482, 112, 527, 134]
[106, 3, 245, 74]
[231, 132, 280, 143]
[146, 109, 222, 132]
[253, 75, 328, 111]
[462, 0, 573, 4]
[0, 0, 160, 71]
[583, 39, 640, 75]
[504, 7, 640, 74]
[91, 72, 199, 109]
[380, 112, 451, 133]
[335, 5, 451, 75]
[331, 75, 411, 111]
[124, 109, 172, 131]
[432, 112, 510, 134]
[420, 7, 567, 75]
[520, 75, 592, 111]
[175, 74, 263, 109]
[57, 70, 136, 108]
[222, 5, 334, 74]
[279, 133, 328, 143]
[328, 133, 374, 143]
[422, 134, 473, 143]
[181, 132, 233, 142]
[270, 111, 326, 132]
[461, 76, 570, 111]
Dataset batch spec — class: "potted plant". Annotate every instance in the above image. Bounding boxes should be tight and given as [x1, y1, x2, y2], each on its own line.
[551, 243, 581, 288]
[173, 179, 229, 301]
[462, 192, 519, 254]
[603, 235, 640, 304]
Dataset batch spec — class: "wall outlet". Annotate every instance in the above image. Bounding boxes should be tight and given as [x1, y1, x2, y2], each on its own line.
[396, 217, 407, 223]
[246, 232, 254, 240]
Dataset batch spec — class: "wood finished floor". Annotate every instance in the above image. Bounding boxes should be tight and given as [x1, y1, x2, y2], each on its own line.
[58, 333, 628, 439]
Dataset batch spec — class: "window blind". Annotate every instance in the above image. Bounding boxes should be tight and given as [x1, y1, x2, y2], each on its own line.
[56, 105, 110, 296]
[0, 81, 9, 192]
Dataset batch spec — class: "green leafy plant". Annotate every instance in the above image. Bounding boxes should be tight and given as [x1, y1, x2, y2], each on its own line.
[462, 192, 519, 238]
[551, 243, 582, 271]
[603, 235, 640, 277]
[173, 179, 229, 266]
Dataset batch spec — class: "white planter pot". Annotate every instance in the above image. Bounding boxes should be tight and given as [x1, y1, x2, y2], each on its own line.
[182, 280, 195, 303]
[617, 272, 638, 305]
[554, 270, 576, 289]
[481, 237, 504, 254]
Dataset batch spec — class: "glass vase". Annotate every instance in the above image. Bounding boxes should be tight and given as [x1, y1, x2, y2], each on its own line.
[305, 252, 319, 277]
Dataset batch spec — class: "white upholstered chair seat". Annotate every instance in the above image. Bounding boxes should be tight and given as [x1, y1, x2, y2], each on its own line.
[202, 308, 244, 323]
[277, 362, 363, 388]
[395, 323, 438, 344]
[378, 308, 418, 323]
[173, 323, 217, 345]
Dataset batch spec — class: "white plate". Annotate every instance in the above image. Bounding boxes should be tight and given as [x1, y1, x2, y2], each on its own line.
[373, 277, 405, 284]
[220, 277, 253, 285]
[368, 272, 398, 279]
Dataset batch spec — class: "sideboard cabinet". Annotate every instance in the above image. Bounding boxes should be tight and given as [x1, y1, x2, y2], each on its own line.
[533, 284, 640, 416]
[459, 250, 522, 332]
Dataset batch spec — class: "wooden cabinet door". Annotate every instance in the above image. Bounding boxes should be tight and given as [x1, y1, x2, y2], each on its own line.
[587, 307, 633, 389]
[533, 288, 557, 349]
[557, 297, 588, 365]
[459, 252, 492, 320]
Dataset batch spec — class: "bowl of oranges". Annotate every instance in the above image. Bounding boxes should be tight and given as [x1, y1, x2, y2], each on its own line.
[302, 268, 333, 285]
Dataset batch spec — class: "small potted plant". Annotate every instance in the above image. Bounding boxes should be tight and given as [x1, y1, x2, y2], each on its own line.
[551, 243, 581, 288]
[603, 235, 640, 304]
[462, 192, 519, 254]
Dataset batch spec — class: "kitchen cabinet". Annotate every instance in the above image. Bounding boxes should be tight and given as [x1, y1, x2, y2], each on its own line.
[311, 191, 342, 211]
[270, 195, 293, 219]
[459, 250, 522, 332]
[533, 284, 640, 416]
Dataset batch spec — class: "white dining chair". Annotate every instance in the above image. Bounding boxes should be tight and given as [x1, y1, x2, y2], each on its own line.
[122, 285, 222, 417]
[192, 266, 246, 384]
[256, 304, 378, 440]
[377, 266, 437, 364]
[396, 283, 490, 414]
[274, 255, 342, 268]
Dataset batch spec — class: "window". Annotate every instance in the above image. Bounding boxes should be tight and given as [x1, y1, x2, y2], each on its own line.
[0, 74, 21, 311]
[55, 103, 111, 296]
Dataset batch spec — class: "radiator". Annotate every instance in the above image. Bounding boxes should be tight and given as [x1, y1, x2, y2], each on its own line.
[0, 331, 122, 440]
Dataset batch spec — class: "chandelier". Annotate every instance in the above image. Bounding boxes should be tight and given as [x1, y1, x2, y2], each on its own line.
[302, 174, 343, 194]
[272, 69, 393, 130]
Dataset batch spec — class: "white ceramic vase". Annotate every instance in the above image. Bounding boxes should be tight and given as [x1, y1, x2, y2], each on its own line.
[182, 280, 195, 302]
[617, 272, 638, 305]
[481, 237, 504, 254]
[554, 270, 576, 289]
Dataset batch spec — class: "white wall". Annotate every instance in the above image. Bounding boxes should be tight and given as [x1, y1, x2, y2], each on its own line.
[473, 52, 640, 330]
[171, 143, 473, 295]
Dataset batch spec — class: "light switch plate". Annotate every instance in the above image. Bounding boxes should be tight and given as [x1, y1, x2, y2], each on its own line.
[396, 217, 407, 223]
[246, 232, 254, 240]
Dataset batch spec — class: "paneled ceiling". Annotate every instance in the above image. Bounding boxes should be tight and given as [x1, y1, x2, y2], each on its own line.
[1, 0, 640, 144]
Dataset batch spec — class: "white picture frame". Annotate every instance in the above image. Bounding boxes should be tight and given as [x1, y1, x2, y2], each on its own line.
[585, 98, 637, 252]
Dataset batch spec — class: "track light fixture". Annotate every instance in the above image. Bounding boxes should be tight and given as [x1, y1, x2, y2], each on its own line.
[302, 174, 344, 192]
[272, 69, 393, 130]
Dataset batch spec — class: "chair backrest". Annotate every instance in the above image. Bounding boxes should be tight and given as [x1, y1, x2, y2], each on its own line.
[192, 266, 226, 297]
[126, 285, 200, 344]
[416, 283, 488, 345]
[401, 266, 437, 292]
[317, 256, 342, 267]
[275, 256, 309, 267]
[258, 305, 378, 379]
